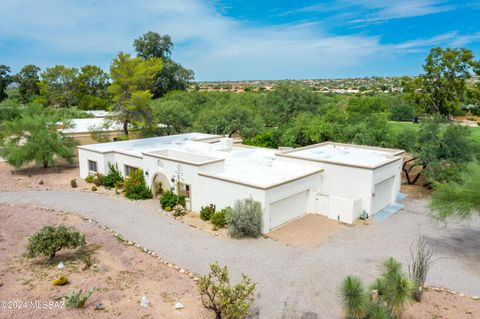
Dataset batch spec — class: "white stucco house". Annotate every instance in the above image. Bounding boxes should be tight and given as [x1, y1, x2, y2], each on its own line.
[78, 133, 404, 233]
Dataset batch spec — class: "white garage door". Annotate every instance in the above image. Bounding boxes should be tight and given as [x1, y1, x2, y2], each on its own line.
[269, 191, 308, 230]
[372, 177, 394, 214]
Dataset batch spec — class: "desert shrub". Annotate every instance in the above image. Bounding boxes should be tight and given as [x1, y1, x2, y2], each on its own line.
[408, 236, 436, 301]
[91, 185, 97, 191]
[123, 169, 153, 200]
[340, 276, 368, 319]
[173, 204, 186, 217]
[198, 262, 256, 319]
[93, 172, 103, 186]
[200, 204, 216, 221]
[340, 257, 415, 319]
[226, 198, 263, 238]
[115, 180, 124, 189]
[211, 207, 229, 229]
[85, 174, 94, 183]
[25, 225, 86, 259]
[52, 275, 69, 286]
[160, 191, 185, 209]
[65, 288, 94, 308]
[103, 163, 123, 188]
[165, 206, 172, 211]
[70, 178, 77, 188]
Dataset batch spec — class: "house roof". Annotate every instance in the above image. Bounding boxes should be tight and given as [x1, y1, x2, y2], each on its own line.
[277, 141, 404, 169]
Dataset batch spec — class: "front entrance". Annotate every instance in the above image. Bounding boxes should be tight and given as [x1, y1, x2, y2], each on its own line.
[152, 172, 171, 197]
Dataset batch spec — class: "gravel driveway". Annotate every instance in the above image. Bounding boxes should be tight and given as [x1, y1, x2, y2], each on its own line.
[1, 191, 479, 318]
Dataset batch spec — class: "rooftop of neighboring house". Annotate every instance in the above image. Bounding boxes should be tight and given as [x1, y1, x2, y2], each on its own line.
[59, 118, 124, 134]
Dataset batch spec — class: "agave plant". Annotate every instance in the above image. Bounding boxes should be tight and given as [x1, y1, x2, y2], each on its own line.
[340, 276, 368, 319]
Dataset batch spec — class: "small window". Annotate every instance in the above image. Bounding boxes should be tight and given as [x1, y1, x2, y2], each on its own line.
[178, 183, 191, 199]
[124, 165, 138, 177]
[88, 160, 97, 173]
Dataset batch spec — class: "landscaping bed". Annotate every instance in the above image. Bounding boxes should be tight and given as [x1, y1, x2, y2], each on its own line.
[0, 203, 210, 318]
[404, 289, 480, 319]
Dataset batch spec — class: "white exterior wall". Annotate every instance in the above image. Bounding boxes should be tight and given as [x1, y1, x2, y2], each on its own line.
[196, 176, 267, 226]
[78, 149, 107, 178]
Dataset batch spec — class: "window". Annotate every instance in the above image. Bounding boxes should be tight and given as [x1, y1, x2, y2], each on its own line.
[124, 165, 138, 177]
[178, 183, 191, 199]
[88, 160, 97, 173]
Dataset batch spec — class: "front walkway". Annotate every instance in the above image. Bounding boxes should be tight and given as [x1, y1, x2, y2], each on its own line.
[1, 191, 479, 318]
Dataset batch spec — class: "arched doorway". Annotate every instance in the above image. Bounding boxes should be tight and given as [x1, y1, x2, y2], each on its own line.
[151, 171, 171, 197]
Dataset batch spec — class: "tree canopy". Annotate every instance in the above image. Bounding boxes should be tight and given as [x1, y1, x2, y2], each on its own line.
[108, 52, 163, 135]
[1, 104, 78, 168]
[0, 65, 13, 102]
[16, 64, 41, 103]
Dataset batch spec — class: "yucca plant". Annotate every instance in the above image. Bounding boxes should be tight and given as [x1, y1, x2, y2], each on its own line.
[379, 257, 415, 319]
[340, 276, 368, 319]
[408, 236, 436, 301]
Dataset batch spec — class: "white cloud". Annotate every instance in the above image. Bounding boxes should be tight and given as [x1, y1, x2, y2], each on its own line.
[0, 0, 477, 80]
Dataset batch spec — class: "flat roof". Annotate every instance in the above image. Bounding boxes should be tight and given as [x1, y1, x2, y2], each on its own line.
[59, 118, 124, 134]
[278, 142, 404, 169]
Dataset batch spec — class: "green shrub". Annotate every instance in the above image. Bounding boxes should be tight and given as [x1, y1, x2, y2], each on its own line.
[340, 257, 415, 319]
[25, 225, 86, 259]
[91, 185, 97, 192]
[85, 175, 94, 183]
[123, 169, 153, 200]
[200, 204, 216, 221]
[198, 262, 256, 319]
[103, 163, 123, 188]
[65, 288, 94, 308]
[93, 172, 103, 186]
[160, 191, 185, 209]
[226, 198, 263, 238]
[211, 207, 229, 229]
[70, 178, 77, 188]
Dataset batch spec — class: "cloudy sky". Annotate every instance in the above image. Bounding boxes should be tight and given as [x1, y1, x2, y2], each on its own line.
[1, 0, 479, 80]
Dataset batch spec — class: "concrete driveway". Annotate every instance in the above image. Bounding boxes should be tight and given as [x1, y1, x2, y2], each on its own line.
[1, 190, 479, 318]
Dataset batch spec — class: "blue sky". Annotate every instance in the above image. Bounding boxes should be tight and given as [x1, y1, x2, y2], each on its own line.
[1, 0, 479, 81]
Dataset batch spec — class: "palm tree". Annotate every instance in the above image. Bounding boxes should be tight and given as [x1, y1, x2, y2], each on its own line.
[340, 275, 368, 319]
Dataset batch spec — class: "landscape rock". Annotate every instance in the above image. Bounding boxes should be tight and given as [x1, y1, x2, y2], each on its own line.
[57, 261, 65, 269]
[95, 303, 105, 310]
[175, 302, 184, 310]
[140, 296, 150, 308]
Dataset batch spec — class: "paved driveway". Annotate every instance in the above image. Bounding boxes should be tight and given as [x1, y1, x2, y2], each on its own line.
[1, 191, 479, 318]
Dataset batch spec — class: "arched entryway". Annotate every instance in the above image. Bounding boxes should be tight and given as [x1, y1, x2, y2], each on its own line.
[151, 171, 171, 197]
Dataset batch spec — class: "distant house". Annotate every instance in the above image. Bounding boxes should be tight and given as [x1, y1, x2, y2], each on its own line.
[78, 133, 404, 233]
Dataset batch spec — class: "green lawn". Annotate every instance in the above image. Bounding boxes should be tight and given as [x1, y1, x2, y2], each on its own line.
[388, 121, 480, 145]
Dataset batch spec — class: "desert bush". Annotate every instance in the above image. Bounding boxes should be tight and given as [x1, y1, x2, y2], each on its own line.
[85, 174, 94, 183]
[65, 288, 94, 308]
[25, 224, 86, 259]
[340, 257, 415, 319]
[70, 178, 77, 188]
[160, 191, 185, 209]
[226, 198, 263, 238]
[173, 204, 186, 217]
[408, 236, 436, 301]
[91, 185, 97, 191]
[340, 276, 368, 319]
[123, 169, 152, 200]
[198, 262, 256, 319]
[200, 204, 216, 221]
[93, 172, 103, 186]
[103, 163, 123, 188]
[211, 207, 229, 229]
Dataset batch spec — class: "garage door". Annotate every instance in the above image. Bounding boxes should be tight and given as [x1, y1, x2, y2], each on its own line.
[269, 191, 308, 230]
[372, 177, 394, 214]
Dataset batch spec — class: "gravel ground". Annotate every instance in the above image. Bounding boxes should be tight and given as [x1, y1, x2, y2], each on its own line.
[1, 191, 479, 319]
